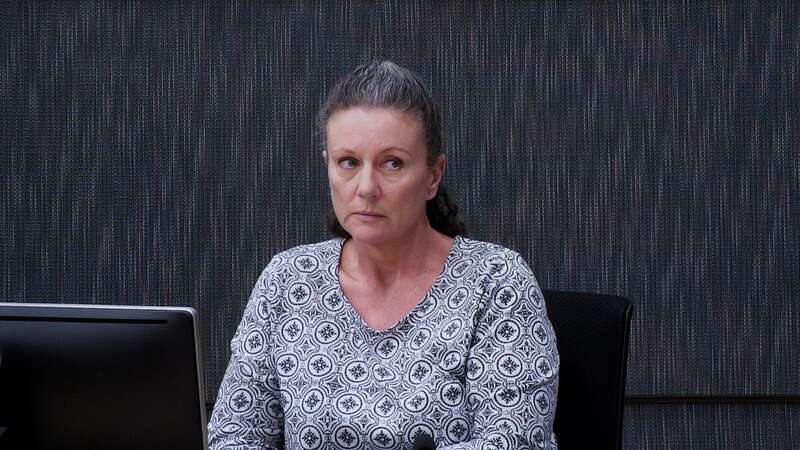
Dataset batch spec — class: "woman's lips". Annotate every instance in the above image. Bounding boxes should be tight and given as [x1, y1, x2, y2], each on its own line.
[353, 212, 385, 221]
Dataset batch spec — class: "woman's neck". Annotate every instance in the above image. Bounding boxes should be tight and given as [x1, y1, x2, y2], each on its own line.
[341, 226, 453, 290]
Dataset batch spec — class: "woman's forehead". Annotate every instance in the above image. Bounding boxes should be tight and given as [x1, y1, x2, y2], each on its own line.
[326, 106, 425, 154]
[327, 106, 422, 131]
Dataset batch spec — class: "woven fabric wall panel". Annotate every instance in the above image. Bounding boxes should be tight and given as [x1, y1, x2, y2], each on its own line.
[1, 0, 797, 409]
[623, 404, 800, 449]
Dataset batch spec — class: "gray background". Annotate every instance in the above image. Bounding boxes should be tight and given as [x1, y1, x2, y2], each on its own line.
[2, 2, 798, 448]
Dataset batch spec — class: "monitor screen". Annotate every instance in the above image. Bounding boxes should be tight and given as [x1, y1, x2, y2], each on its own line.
[0, 303, 207, 450]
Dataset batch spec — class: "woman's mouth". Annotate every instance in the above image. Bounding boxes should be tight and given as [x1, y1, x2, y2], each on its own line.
[353, 211, 385, 220]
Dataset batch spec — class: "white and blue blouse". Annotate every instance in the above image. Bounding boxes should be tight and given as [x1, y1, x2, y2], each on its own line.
[208, 235, 559, 449]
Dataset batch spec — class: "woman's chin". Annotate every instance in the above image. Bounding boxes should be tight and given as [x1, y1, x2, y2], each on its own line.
[345, 225, 396, 245]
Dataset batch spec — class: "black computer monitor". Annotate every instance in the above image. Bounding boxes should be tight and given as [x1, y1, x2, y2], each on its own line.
[0, 303, 207, 450]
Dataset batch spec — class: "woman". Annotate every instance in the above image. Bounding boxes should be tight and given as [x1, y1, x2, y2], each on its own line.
[208, 61, 559, 449]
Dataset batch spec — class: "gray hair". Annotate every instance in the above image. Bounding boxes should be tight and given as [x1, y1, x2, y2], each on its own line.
[317, 60, 442, 165]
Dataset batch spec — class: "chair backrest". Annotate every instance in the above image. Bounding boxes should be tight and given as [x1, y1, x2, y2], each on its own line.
[542, 290, 633, 450]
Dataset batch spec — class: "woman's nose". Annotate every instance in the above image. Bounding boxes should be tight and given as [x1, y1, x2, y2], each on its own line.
[356, 167, 381, 200]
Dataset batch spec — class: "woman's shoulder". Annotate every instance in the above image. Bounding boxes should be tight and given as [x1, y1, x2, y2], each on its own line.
[259, 237, 340, 269]
[455, 235, 528, 263]
[452, 235, 538, 284]
[249, 238, 342, 306]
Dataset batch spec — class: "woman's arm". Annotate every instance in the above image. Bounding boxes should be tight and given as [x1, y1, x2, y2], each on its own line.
[208, 261, 285, 450]
[440, 251, 560, 450]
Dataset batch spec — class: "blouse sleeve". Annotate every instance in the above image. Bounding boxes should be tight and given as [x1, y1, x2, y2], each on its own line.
[208, 260, 285, 450]
[440, 251, 560, 450]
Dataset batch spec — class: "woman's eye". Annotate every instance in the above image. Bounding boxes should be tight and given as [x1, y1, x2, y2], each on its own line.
[384, 158, 403, 170]
[338, 158, 357, 169]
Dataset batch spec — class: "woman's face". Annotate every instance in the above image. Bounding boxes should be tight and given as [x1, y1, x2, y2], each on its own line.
[324, 106, 445, 245]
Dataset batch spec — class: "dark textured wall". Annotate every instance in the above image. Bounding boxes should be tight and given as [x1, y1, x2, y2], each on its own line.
[2, 2, 798, 448]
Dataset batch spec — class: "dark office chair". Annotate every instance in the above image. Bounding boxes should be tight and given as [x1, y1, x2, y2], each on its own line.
[542, 290, 633, 450]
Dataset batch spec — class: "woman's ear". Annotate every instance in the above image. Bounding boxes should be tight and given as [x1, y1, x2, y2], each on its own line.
[427, 154, 447, 200]
[322, 150, 328, 161]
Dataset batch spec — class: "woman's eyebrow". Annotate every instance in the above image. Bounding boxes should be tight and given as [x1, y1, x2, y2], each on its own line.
[329, 147, 357, 156]
[330, 146, 413, 156]
[380, 146, 411, 156]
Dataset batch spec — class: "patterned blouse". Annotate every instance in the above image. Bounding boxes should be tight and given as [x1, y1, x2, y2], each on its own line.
[208, 235, 559, 449]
